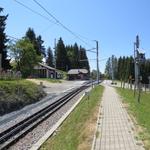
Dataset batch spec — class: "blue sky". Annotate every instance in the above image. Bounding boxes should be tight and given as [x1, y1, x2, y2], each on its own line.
[1, 0, 150, 73]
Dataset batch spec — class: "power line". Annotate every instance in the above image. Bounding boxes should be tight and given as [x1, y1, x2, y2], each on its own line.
[76, 33, 94, 42]
[40, 24, 55, 34]
[13, 0, 58, 25]
[13, 0, 95, 50]
[86, 48, 96, 53]
[32, 0, 93, 48]
[99, 58, 109, 61]
[7, 35, 19, 41]
[80, 58, 108, 62]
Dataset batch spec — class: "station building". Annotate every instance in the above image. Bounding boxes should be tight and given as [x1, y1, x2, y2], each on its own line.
[67, 69, 89, 80]
[33, 63, 63, 79]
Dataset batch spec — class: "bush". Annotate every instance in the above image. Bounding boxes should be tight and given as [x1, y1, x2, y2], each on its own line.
[0, 80, 46, 115]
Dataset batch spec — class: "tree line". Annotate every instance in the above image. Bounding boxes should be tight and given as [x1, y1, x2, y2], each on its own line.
[105, 55, 150, 84]
[0, 8, 90, 77]
[56, 38, 90, 71]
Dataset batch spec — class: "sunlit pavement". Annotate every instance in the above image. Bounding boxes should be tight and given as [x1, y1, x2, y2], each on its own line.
[93, 83, 144, 150]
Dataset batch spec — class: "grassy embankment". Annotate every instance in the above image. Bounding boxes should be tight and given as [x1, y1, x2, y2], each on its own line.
[0, 79, 46, 116]
[40, 85, 104, 150]
[117, 88, 150, 149]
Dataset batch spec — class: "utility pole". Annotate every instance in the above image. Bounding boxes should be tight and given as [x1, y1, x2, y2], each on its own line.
[111, 55, 115, 83]
[134, 42, 139, 96]
[95, 40, 99, 84]
[136, 35, 140, 83]
[134, 35, 140, 99]
[54, 38, 57, 79]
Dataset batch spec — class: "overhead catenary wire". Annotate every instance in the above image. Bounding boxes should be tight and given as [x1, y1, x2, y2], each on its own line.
[32, 0, 93, 48]
[7, 35, 19, 41]
[13, 0, 95, 52]
[85, 48, 96, 53]
[13, 0, 58, 25]
[80, 57, 109, 62]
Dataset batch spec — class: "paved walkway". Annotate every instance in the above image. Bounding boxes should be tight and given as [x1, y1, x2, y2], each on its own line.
[92, 84, 144, 150]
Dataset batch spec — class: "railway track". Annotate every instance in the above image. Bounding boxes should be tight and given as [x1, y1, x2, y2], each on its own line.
[0, 83, 91, 150]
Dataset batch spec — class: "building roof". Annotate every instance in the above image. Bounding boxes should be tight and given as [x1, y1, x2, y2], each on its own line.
[38, 63, 55, 71]
[67, 69, 88, 75]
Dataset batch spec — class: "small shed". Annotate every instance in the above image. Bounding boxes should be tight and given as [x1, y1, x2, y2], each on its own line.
[67, 69, 89, 80]
[33, 63, 62, 79]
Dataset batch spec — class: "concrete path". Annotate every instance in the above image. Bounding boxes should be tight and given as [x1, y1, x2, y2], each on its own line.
[27, 79, 86, 94]
[92, 83, 144, 150]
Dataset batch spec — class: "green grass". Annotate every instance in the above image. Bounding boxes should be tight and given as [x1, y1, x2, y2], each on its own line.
[40, 85, 104, 150]
[0, 79, 46, 115]
[36, 78, 62, 83]
[117, 88, 150, 149]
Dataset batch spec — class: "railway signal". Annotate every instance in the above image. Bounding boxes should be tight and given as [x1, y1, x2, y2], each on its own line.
[134, 35, 145, 103]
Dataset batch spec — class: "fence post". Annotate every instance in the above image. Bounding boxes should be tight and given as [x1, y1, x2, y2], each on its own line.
[148, 76, 150, 92]
[144, 84, 146, 92]
[138, 76, 142, 103]
[39, 82, 43, 91]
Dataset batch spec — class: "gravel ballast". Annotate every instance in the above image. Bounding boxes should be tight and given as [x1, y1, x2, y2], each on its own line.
[8, 88, 91, 150]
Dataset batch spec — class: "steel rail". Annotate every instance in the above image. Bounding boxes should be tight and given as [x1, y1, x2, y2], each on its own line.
[0, 84, 90, 150]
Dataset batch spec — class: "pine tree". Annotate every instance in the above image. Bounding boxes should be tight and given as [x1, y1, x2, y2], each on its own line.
[105, 57, 111, 79]
[25, 28, 45, 58]
[73, 43, 79, 68]
[112, 55, 118, 79]
[66, 43, 79, 69]
[128, 56, 134, 80]
[117, 56, 122, 80]
[79, 46, 90, 71]
[36, 35, 46, 57]
[0, 8, 11, 70]
[105, 55, 117, 80]
[46, 47, 54, 67]
[121, 56, 126, 80]
[55, 38, 68, 71]
[66, 45, 72, 69]
[25, 28, 36, 43]
[105, 54, 150, 85]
